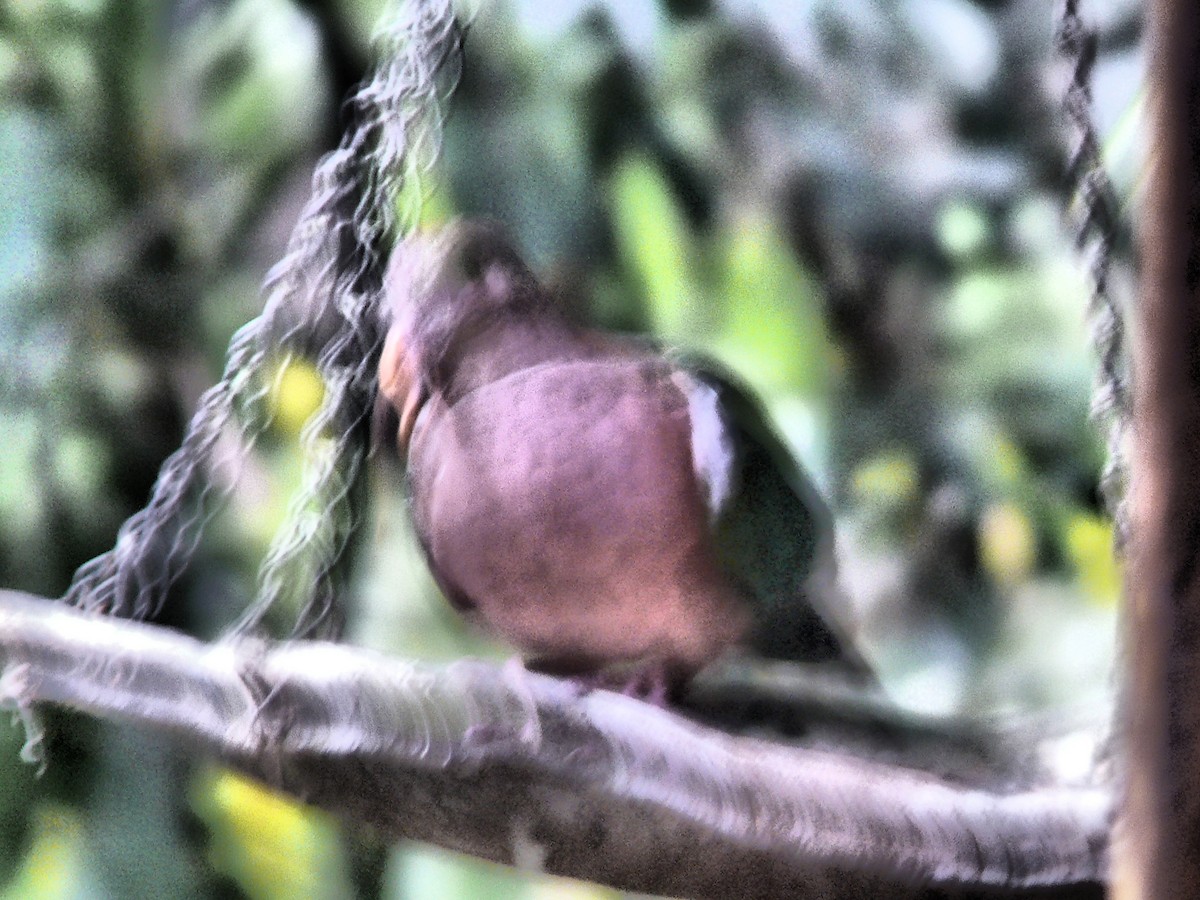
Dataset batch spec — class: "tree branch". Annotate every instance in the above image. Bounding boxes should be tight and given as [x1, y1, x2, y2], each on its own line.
[0, 590, 1108, 899]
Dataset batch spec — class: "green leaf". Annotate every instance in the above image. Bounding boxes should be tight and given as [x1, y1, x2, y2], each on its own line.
[715, 215, 830, 396]
[609, 154, 706, 340]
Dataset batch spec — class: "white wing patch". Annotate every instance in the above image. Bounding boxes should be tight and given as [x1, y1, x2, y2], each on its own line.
[673, 372, 737, 520]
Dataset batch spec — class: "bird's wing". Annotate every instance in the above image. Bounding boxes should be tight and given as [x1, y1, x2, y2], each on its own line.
[672, 352, 872, 678]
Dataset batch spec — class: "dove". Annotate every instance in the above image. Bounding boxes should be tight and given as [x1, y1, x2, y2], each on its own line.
[375, 220, 869, 699]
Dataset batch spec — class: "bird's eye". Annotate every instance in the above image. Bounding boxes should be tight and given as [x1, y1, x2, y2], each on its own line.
[457, 244, 485, 280]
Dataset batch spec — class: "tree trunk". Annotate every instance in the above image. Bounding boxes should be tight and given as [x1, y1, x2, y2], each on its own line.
[1117, 0, 1200, 895]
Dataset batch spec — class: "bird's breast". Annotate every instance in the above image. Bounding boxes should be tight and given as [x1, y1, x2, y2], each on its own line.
[407, 358, 751, 674]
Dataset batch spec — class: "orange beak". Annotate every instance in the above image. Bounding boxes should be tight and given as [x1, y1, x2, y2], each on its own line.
[377, 327, 429, 455]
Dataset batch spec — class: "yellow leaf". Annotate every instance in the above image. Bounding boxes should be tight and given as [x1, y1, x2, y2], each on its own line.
[191, 768, 349, 900]
[1063, 512, 1122, 606]
[851, 451, 919, 508]
[979, 501, 1037, 585]
[269, 357, 324, 436]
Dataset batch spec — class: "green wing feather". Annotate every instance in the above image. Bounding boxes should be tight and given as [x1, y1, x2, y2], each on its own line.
[674, 352, 871, 677]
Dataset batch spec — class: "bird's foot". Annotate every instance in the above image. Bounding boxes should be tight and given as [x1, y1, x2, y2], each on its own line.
[616, 659, 674, 707]
[562, 660, 677, 706]
[526, 656, 679, 707]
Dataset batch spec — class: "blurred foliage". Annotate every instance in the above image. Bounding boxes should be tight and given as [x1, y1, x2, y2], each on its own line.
[0, 806, 85, 900]
[268, 356, 326, 437]
[191, 768, 353, 899]
[0, 0, 1140, 896]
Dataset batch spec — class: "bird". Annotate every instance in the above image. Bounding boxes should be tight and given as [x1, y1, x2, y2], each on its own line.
[374, 219, 870, 700]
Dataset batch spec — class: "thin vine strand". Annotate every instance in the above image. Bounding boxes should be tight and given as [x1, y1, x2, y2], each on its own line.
[1057, 0, 1131, 552]
[65, 0, 467, 638]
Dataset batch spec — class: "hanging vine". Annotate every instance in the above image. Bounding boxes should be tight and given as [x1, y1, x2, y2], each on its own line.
[1057, 0, 1132, 552]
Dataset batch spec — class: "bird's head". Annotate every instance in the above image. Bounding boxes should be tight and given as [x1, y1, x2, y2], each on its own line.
[386, 219, 542, 341]
[376, 219, 546, 453]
